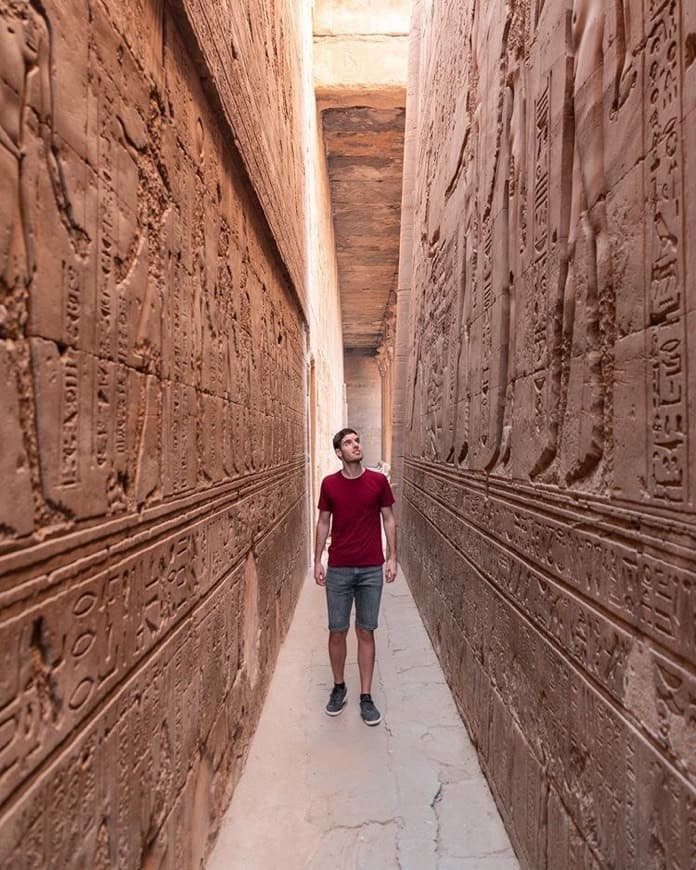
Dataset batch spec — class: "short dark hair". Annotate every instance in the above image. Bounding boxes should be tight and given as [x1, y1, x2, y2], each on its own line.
[333, 428, 358, 450]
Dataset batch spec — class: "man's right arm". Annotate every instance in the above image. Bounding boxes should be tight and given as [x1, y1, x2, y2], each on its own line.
[314, 510, 331, 586]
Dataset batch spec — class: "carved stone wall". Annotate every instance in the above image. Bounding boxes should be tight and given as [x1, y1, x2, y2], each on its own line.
[396, 0, 696, 867]
[170, 0, 308, 311]
[0, 0, 308, 865]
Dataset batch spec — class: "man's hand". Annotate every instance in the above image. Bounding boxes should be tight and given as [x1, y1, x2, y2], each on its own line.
[314, 561, 326, 586]
[385, 556, 398, 583]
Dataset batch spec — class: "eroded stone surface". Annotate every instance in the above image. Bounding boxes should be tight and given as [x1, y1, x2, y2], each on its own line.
[0, 0, 308, 865]
[344, 350, 383, 465]
[395, 0, 696, 867]
[169, 0, 308, 310]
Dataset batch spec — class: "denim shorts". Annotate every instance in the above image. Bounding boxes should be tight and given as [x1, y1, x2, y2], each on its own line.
[325, 565, 384, 632]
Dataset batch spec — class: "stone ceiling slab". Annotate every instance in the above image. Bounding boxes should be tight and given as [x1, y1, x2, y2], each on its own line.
[322, 106, 406, 349]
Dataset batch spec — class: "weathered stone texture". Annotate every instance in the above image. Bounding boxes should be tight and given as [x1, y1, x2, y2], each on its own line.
[304, 96, 346, 489]
[344, 350, 383, 466]
[313, 0, 410, 106]
[0, 0, 307, 865]
[170, 0, 308, 311]
[396, 0, 696, 867]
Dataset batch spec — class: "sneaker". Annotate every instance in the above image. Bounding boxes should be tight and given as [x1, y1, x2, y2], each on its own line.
[359, 694, 382, 726]
[326, 683, 348, 716]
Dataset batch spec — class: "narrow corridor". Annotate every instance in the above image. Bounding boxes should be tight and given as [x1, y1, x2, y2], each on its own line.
[1, 0, 694, 865]
[207, 568, 518, 870]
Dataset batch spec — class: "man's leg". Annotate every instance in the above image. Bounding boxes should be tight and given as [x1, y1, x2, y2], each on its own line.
[355, 626, 376, 694]
[328, 630, 348, 684]
[325, 567, 352, 716]
[354, 566, 384, 725]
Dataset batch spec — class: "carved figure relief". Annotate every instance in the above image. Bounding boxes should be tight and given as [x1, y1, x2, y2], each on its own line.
[0, 0, 308, 864]
[397, 0, 696, 866]
[0, 0, 89, 534]
[499, 62, 528, 467]
[531, 0, 636, 485]
[0, 0, 84, 292]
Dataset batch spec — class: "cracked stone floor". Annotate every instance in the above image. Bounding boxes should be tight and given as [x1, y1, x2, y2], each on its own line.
[207, 566, 519, 870]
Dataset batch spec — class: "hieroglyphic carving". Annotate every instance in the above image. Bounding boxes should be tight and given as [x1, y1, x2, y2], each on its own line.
[560, 0, 614, 485]
[408, 461, 696, 664]
[396, 0, 696, 864]
[499, 55, 528, 465]
[531, 74, 552, 460]
[0, 466, 304, 806]
[0, 0, 86, 293]
[435, 0, 528, 473]
[0, 0, 309, 864]
[403, 471, 696, 725]
[645, 0, 688, 504]
[170, 0, 307, 306]
[401, 490, 696, 868]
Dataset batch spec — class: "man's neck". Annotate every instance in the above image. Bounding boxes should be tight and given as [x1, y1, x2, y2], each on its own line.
[341, 460, 364, 479]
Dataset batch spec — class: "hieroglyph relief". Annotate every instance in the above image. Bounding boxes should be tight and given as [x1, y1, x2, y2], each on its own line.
[399, 0, 696, 866]
[645, 0, 688, 504]
[177, 0, 307, 307]
[0, 0, 308, 865]
[406, 0, 690, 502]
[408, 0, 686, 498]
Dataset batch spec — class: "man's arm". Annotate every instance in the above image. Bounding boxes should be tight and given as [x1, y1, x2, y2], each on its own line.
[381, 505, 397, 583]
[314, 510, 331, 586]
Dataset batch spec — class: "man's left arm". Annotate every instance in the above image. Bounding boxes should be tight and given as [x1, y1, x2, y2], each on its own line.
[381, 506, 397, 583]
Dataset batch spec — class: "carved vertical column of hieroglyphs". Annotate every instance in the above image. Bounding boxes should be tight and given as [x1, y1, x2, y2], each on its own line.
[95, 63, 121, 509]
[531, 73, 552, 470]
[467, 0, 521, 473]
[519, 2, 573, 483]
[645, 0, 688, 506]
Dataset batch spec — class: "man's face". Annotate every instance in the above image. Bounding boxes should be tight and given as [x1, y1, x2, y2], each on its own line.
[337, 432, 362, 462]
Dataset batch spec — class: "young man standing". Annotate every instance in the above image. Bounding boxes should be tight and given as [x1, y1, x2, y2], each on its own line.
[314, 428, 397, 725]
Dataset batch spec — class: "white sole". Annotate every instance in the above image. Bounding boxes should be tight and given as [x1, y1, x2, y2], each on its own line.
[362, 715, 382, 726]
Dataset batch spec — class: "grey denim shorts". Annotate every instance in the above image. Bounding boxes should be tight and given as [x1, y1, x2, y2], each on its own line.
[325, 565, 384, 632]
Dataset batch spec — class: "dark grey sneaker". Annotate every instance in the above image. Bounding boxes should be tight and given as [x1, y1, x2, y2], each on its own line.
[359, 694, 382, 726]
[326, 683, 348, 716]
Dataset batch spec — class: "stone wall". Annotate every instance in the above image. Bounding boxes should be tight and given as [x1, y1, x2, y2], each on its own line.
[170, 0, 308, 309]
[306, 118, 345, 502]
[313, 0, 409, 110]
[301, 35, 345, 494]
[396, 1, 696, 867]
[345, 350, 382, 467]
[0, 0, 308, 866]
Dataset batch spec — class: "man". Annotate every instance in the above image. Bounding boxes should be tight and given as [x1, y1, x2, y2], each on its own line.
[314, 428, 397, 726]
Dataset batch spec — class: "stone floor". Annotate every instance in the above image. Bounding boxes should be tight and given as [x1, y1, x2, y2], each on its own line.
[207, 567, 519, 870]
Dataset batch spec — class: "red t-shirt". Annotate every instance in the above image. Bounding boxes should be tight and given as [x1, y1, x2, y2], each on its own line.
[318, 469, 395, 567]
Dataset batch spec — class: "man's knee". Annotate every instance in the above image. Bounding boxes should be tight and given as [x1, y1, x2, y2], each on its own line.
[329, 629, 348, 640]
[355, 626, 374, 641]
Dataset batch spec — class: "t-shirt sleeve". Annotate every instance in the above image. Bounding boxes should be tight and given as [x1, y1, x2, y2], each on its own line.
[317, 477, 332, 512]
[380, 476, 396, 507]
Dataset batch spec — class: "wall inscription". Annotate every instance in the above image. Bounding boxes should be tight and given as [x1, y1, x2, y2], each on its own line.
[0, 0, 308, 864]
[397, 0, 696, 866]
